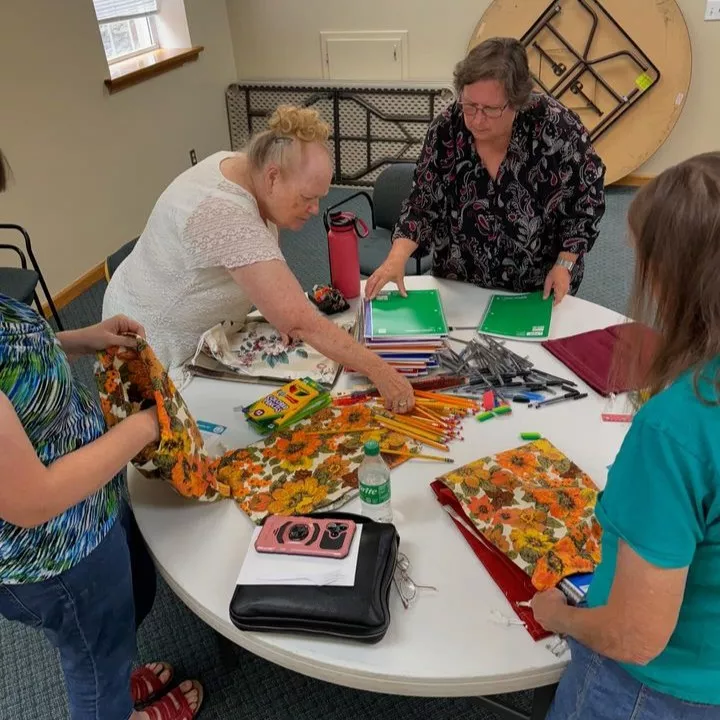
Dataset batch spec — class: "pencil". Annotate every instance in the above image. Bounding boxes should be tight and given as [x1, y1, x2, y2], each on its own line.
[415, 398, 475, 414]
[384, 411, 451, 435]
[414, 390, 478, 409]
[304, 427, 380, 436]
[379, 448, 454, 463]
[416, 390, 478, 409]
[412, 405, 453, 427]
[373, 416, 450, 451]
[374, 414, 447, 442]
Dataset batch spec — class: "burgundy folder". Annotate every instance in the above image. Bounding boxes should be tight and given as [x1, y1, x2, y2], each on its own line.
[542, 323, 659, 396]
[430, 480, 551, 641]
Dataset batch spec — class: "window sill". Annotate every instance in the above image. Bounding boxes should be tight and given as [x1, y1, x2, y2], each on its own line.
[104, 46, 204, 94]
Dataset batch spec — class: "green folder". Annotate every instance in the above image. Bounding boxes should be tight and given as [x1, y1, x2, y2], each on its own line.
[365, 289, 448, 339]
[477, 291, 553, 341]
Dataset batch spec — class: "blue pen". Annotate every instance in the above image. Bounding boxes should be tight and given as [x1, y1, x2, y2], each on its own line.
[512, 392, 546, 404]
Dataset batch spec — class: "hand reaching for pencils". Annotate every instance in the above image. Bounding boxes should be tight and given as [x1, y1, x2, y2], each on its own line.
[372, 368, 416, 414]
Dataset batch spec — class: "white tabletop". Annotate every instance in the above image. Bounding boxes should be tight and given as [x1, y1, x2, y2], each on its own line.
[129, 276, 630, 697]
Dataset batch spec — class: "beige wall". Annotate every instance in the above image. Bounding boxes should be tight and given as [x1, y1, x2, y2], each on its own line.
[0, 0, 237, 294]
[227, 0, 484, 82]
[640, 0, 718, 174]
[226, 0, 717, 176]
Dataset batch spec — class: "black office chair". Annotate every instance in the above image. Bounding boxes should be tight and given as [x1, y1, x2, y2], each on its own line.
[323, 163, 432, 277]
[105, 237, 139, 281]
[0, 223, 64, 330]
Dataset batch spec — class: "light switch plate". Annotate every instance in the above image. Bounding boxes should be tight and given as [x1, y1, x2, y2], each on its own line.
[706, 1, 720, 20]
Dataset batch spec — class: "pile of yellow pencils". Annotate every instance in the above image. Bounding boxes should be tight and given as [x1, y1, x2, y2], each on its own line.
[308, 390, 479, 463]
[367, 390, 478, 462]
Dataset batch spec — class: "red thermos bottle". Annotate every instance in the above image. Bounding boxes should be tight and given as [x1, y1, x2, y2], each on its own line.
[323, 210, 369, 299]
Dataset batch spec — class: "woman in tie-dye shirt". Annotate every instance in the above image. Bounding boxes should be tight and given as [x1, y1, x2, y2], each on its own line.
[0, 149, 203, 720]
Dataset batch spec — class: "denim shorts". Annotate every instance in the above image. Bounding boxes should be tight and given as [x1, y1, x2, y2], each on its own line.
[0, 504, 156, 720]
[547, 637, 720, 720]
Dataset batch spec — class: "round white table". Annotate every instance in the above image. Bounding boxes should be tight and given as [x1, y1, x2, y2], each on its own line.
[129, 276, 630, 707]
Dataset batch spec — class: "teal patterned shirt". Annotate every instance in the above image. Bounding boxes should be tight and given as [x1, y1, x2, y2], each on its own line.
[0, 293, 122, 584]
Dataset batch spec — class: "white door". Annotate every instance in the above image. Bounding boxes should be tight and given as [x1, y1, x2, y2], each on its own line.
[321, 31, 408, 82]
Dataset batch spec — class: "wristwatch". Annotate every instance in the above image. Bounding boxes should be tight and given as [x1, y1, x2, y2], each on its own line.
[555, 258, 575, 272]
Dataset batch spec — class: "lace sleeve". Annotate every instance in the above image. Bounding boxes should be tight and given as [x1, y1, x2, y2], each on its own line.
[183, 196, 284, 270]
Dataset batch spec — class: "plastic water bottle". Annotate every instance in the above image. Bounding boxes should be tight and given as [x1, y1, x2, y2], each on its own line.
[358, 440, 393, 522]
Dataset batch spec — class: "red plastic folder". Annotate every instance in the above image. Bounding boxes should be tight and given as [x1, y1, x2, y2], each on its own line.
[430, 480, 551, 641]
[542, 323, 659, 396]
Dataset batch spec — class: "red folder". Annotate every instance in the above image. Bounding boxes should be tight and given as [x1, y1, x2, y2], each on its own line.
[542, 323, 659, 396]
[430, 480, 551, 641]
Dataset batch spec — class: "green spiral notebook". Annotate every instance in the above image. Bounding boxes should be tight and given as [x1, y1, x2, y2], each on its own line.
[477, 291, 553, 341]
[364, 289, 448, 339]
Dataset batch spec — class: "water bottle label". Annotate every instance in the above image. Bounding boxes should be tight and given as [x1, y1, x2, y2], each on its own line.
[359, 481, 390, 505]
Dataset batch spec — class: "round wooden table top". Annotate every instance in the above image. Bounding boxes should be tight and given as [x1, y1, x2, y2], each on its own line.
[470, 0, 692, 184]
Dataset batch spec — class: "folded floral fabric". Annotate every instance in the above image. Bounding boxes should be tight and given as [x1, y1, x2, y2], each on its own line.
[430, 480, 551, 640]
[97, 340, 229, 501]
[216, 404, 416, 523]
[436, 439, 601, 591]
[97, 340, 418, 521]
[189, 319, 349, 386]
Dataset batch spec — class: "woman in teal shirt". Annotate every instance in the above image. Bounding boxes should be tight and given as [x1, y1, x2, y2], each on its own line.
[532, 152, 720, 717]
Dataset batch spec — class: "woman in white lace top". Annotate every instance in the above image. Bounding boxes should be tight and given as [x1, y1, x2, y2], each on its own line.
[103, 106, 415, 413]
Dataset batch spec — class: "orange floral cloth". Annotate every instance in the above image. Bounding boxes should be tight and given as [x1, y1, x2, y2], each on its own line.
[96, 340, 228, 501]
[437, 439, 601, 590]
[217, 403, 417, 523]
[96, 340, 419, 522]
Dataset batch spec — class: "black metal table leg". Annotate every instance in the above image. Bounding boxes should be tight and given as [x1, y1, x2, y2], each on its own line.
[530, 683, 557, 720]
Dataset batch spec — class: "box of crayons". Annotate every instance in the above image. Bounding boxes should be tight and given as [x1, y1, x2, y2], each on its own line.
[243, 377, 331, 434]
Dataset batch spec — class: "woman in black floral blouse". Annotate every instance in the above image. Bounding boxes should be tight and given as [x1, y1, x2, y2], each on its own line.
[365, 37, 606, 305]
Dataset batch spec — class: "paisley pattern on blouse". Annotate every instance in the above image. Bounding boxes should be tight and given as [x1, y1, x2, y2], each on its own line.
[394, 93, 606, 294]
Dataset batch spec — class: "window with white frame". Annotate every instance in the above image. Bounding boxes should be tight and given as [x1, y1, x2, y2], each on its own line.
[93, 0, 160, 64]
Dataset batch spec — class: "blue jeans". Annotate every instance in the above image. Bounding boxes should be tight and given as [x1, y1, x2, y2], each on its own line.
[547, 637, 720, 719]
[0, 504, 156, 720]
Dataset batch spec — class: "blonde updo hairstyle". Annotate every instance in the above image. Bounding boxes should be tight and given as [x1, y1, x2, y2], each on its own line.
[246, 105, 330, 173]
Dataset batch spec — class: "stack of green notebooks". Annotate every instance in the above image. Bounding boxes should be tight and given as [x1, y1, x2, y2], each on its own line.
[477, 291, 553, 341]
[362, 289, 448, 376]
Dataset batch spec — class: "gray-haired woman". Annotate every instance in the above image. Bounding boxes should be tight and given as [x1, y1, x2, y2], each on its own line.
[103, 106, 415, 412]
[365, 37, 606, 305]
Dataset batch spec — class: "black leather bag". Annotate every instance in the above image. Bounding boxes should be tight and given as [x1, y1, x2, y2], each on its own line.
[229, 512, 399, 643]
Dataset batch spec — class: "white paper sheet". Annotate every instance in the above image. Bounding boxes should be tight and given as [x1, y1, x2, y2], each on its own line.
[237, 525, 363, 587]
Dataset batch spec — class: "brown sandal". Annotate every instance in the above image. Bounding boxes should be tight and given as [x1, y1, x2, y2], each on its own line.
[131, 663, 174, 707]
[143, 681, 204, 720]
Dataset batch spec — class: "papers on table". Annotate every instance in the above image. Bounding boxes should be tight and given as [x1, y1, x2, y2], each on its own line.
[237, 526, 363, 586]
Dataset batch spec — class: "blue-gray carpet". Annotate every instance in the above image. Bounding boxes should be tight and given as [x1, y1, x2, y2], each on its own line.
[0, 185, 635, 719]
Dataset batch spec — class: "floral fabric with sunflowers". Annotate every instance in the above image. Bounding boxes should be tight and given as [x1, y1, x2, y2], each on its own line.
[96, 340, 418, 522]
[96, 339, 227, 501]
[217, 403, 417, 523]
[437, 439, 601, 590]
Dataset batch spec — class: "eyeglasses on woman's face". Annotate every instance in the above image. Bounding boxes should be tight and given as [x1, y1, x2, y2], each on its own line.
[458, 97, 509, 120]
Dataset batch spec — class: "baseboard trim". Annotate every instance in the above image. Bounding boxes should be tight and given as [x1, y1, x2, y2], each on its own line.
[611, 174, 653, 187]
[41, 262, 105, 318]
